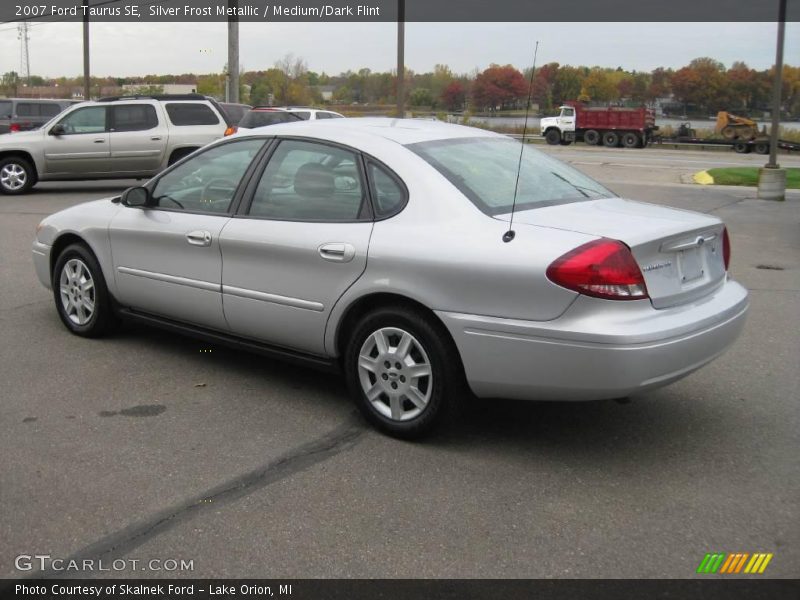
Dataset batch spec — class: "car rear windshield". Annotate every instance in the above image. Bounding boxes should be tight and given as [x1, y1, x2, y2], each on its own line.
[239, 111, 303, 128]
[408, 137, 614, 215]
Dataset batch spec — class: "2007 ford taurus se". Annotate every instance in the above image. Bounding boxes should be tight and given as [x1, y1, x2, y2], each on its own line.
[32, 119, 749, 437]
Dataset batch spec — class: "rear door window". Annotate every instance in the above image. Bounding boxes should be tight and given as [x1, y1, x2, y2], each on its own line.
[165, 103, 220, 126]
[291, 111, 312, 121]
[247, 139, 367, 221]
[16, 103, 37, 117]
[40, 103, 62, 117]
[111, 104, 158, 132]
[0, 100, 12, 118]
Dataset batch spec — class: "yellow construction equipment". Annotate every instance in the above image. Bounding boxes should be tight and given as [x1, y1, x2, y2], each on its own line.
[715, 112, 762, 140]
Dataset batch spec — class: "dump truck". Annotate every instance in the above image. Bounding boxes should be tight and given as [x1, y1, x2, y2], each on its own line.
[540, 102, 658, 148]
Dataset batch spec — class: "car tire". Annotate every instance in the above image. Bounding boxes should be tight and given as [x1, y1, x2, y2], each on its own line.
[545, 129, 561, 145]
[583, 129, 600, 145]
[733, 142, 751, 154]
[602, 131, 620, 148]
[344, 306, 463, 439]
[622, 132, 640, 148]
[0, 156, 35, 195]
[754, 142, 770, 155]
[52, 243, 117, 337]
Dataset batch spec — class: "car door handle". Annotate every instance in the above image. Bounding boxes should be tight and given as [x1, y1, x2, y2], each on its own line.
[150, 136, 162, 141]
[93, 139, 105, 143]
[318, 243, 355, 263]
[186, 230, 212, 247]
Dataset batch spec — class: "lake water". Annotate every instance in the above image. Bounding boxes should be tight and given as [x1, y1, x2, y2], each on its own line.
[463, 115, 800, 132]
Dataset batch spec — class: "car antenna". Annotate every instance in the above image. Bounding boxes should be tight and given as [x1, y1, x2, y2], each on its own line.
[503, 40, 539, 243]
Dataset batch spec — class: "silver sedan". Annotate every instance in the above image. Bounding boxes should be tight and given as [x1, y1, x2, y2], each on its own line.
[32, 119, 749, 437]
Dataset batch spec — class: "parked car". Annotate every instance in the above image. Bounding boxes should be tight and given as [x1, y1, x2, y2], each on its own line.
[0, 98, 78, 134]
[0, 94, 231, 195]
[218, 102, 252, 126]
[226, 106, 344, 135]
[32, 119, 748, 438]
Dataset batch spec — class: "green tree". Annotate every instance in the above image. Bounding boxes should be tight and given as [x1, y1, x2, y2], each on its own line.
[409, 87, 433, 107]
[580, 68, 617, 102]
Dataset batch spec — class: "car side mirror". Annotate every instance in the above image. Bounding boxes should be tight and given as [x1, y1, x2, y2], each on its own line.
[120, 186, 151, 207]
[50, 124, 66, 136]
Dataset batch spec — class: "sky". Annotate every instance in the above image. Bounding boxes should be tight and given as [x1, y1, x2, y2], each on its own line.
[0, 21, 798, 78]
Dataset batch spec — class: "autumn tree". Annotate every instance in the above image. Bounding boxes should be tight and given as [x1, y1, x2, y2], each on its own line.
[671, 57, 731, 113]
[471, 64, 528, 112]
[440, 81, 466, 111]
[580, 68, 616, 102]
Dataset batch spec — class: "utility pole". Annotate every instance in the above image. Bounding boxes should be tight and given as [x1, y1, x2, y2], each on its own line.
[396, 0, 405, 118]
[82, 0, 90, 100]
[758, 0, 787, 201]
[18, 22, 30, 85]
[227, 0, 239, 103]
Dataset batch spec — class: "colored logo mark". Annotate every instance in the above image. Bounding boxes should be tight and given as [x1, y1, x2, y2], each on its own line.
[696, 552, 773, 574]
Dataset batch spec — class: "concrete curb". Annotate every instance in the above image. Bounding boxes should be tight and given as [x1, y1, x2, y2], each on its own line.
[693, 171, 715, 185]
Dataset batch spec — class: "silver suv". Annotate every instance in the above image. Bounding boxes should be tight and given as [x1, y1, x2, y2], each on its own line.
[0, 94, 230, 195]
[0, 98, 78, 134]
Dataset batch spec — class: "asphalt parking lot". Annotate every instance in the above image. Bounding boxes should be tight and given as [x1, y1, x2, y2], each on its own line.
[1, 146, 798, 579]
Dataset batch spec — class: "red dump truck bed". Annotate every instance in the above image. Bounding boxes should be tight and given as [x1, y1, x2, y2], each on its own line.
[565, 102, 656, 132]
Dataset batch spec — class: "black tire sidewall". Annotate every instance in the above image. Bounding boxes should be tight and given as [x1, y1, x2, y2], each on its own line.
[622, 133, 639, 148]
[0, 156, 35, 195]
[603, 132, 619, 147]
[52, 243, 114, 337]
[584, 130, 599, 145]
[344, 307, 458, 439]
[545, 129, 561, 145]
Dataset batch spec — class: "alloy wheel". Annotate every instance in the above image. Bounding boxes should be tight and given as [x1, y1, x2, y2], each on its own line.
[59, 258, 96, 325]
[357, 327, 433, 421]
[0, 163, 27, 191]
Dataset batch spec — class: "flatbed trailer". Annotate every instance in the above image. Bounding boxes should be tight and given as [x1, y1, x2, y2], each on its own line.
[654, 135, 800, 154]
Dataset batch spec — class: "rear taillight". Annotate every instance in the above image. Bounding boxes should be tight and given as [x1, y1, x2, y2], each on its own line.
[224, 126, 238, 136]
[546, 239, 649, 301]
[9, 123, 20, 133]
[722, 226, 731, 271]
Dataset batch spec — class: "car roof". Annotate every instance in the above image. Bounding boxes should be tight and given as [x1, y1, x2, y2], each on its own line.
[235, 117, 502, 146]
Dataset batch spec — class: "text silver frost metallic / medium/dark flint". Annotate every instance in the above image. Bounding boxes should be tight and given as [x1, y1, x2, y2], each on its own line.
[32, 118, 749, 438]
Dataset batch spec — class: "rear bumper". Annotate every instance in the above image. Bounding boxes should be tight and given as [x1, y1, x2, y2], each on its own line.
[436, 279, 749, 401]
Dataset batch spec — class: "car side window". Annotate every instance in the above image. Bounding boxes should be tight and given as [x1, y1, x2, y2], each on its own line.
[0, 100, 11, 118]
[40, 104, 62, 117]
[150, 139, 265, 214]
[16, 103, 36, 117]
[248, 140, 366, 221]
[368, 162, 407, 218]
[165, 103, 220, 126]
[57, 107, 107, 134]
[315, 112, 333, 120]
[111, 104, 158, 132]
[292, 111, 311, 121]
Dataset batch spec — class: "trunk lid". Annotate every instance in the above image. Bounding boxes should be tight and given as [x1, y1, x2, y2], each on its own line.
[499, 198, 727, 308]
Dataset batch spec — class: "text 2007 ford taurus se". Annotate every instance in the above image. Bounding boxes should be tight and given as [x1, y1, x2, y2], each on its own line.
[32, 119, 749, 437]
